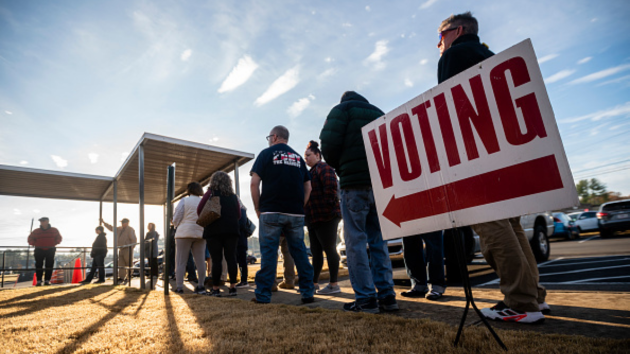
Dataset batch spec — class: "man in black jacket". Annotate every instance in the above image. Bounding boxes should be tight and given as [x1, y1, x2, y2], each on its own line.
[436, 12, 547, 324]
[81, 226, 108, 284]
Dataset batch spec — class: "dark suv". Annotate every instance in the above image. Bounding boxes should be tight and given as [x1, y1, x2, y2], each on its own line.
[597, 199, 630, 238]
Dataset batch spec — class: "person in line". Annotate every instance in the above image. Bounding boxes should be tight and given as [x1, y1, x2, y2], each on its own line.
[250, 125, 315, 304]
[400, 231, 446, 300]
[102, 217, 137, 284]
[436, 11, 547, 323]
[172, 182, 207, 294]
[81, 226, 108, 284]
[235, 202, 252, 288]
[198, 171, 241, 297]
[145, 223, 159, 283]
[320, 91, 398, 313]
[304, 140, 342, 295]
[28, 217, 63, 286]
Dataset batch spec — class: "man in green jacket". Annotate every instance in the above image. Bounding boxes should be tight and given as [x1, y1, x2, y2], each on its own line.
[319, 91, 397, 314]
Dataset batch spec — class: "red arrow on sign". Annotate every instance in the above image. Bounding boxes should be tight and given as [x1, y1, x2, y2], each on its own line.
[382, 155, 564, 227]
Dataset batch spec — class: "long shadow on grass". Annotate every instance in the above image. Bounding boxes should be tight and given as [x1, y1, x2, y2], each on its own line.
[164, 294, 186, 352]
[0, 285, 79, 306]
[0, 286, 112, 319]
[54, 288, 146, 354]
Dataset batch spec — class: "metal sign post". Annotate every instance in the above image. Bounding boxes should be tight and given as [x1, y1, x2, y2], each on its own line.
[164, 163, 175, 295]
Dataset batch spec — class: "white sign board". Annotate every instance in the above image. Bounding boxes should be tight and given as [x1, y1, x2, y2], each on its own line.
[362, 39, 579, 240]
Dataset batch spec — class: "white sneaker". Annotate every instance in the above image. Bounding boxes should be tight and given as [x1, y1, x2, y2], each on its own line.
[481, 301, 545, 324]
[538, 302, 551, 314]
[316, 284, 341, 295]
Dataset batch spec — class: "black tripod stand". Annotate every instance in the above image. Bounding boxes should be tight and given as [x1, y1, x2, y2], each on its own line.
[451, 228, 507, 351]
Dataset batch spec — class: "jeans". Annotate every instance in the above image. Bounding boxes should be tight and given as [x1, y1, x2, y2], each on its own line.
[255, 213, 314, 303]
[34, 247, 56, 282]
[402, 231, 445, 294]
[341, 189, 395, 303]
[84, 255, 106, 282]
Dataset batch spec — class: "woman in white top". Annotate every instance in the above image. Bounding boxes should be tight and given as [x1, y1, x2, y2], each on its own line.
[172, 182, 206, 294]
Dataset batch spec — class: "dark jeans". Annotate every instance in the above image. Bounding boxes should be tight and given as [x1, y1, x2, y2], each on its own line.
[85, 255, 106, 282]
[307, 218, 341, 283]
[207, 234, 239, 286]
[236, 234, 248, 282]
[402, 231, 446, 293]
[34, 247, 56, 282]
[147, 257, 158, 277]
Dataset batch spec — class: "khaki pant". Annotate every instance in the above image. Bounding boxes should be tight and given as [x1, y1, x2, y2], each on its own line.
[175, 238, 207, 290]
[280, 235, 296, 285]
[471, 217, 546, 312]
[118, 247, 134, 280]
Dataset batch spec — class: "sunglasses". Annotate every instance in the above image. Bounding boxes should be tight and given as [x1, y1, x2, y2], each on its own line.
[438, 26, 461, 42]
[266, 134, 276, 141]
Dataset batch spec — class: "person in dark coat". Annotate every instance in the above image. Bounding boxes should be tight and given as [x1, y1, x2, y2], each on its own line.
[81, 226, 108, 284]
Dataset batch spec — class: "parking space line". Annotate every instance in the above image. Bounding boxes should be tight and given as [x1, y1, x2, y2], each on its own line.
[540, 264, 630, 277]
[562, 275, 630, 284]
[537, 257, 564, 268]
[578, 235, 599, 244]
[538, 258, 630, 268]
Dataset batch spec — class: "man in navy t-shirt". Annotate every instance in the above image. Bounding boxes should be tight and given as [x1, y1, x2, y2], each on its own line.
[250, 125, 315, 304]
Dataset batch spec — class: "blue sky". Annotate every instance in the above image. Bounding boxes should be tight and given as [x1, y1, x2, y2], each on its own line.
[1, 0, 629, 247]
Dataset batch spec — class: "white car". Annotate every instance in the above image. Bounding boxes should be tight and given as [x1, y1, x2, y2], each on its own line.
[568, 211, 599, 232]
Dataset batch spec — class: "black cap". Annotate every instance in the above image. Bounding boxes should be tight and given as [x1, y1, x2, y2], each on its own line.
[121, 218, 130, 223]
[38, 217, 49, 222]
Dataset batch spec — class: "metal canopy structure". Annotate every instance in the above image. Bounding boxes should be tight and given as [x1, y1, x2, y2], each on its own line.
[0, 132, 254, 290]
[0, 133, 254, 205]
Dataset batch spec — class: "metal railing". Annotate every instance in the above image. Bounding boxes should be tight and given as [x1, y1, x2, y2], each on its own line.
[1, 239, 160, 289]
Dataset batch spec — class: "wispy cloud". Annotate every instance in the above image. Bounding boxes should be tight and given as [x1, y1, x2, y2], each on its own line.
[577, 57, 592, 65]
[51, 155, 68, 168]
[287, 95, 315, 118]
[419, 59, 428, 65]
[537, 54, 558, 64]
[319, 68, 337, 79]
[13, 209, 21, 215]
[324, 57, 334, 63]
[218, 55, 259, 93]
[365, 6, 371, 11]
[255, 66, 300, 106]
[596, 74, 630, 87]
[4, 110, 12, 115]
[569, 63, 630, 85]
[561, 102, 630, 123]
[342, 22, 352, 28]
[544, 69, 575, 84]
[19, 160, 28, 165]
[180, 49, 192, 61]
[404, 78, 413, 87]
[364, 40, 389, 70]
[419, 0, 439, 9]
[88, 153, 99, 164]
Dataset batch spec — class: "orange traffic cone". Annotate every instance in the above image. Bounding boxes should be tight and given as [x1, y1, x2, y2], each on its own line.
[71, 258, 84, 283]
[51, 269, 64, 284]
[32, 273, 37, 286]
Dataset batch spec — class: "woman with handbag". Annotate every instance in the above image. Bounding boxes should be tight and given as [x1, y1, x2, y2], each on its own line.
[198, 171, 241, 297]
[304, 140, 342, 295]
[172, 182, 207, 294]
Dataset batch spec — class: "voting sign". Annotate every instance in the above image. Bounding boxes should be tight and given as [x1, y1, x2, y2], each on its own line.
[362, 39, 579, 240]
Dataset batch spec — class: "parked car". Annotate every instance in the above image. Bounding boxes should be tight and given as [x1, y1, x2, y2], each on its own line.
[597, 199, 630, 238]
[246, 255, 257, 264]
[569, 211, 599, 233]
[95, 261, 114, 278]
[132, 250, 164, 276]
[336, 212, 554, 264]
[552, 212, 580, 240]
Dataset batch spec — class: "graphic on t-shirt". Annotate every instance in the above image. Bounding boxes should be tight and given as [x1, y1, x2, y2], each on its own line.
[273, 150, 302, 168]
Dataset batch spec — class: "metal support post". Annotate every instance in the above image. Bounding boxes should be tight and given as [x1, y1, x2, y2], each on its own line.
[113, 181, 118, 286]
[164, 163, 175, 295]
[128, 246, 132, 287]
[233, 160, 240, 197]
[139, 143, 146, 289]
[2, 252, 5, 288]
[83, 248, 87, 278]
[99, 201, 103, 225]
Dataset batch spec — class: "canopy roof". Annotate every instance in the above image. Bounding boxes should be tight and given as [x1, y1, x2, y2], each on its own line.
[0, 133, 254, 205]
